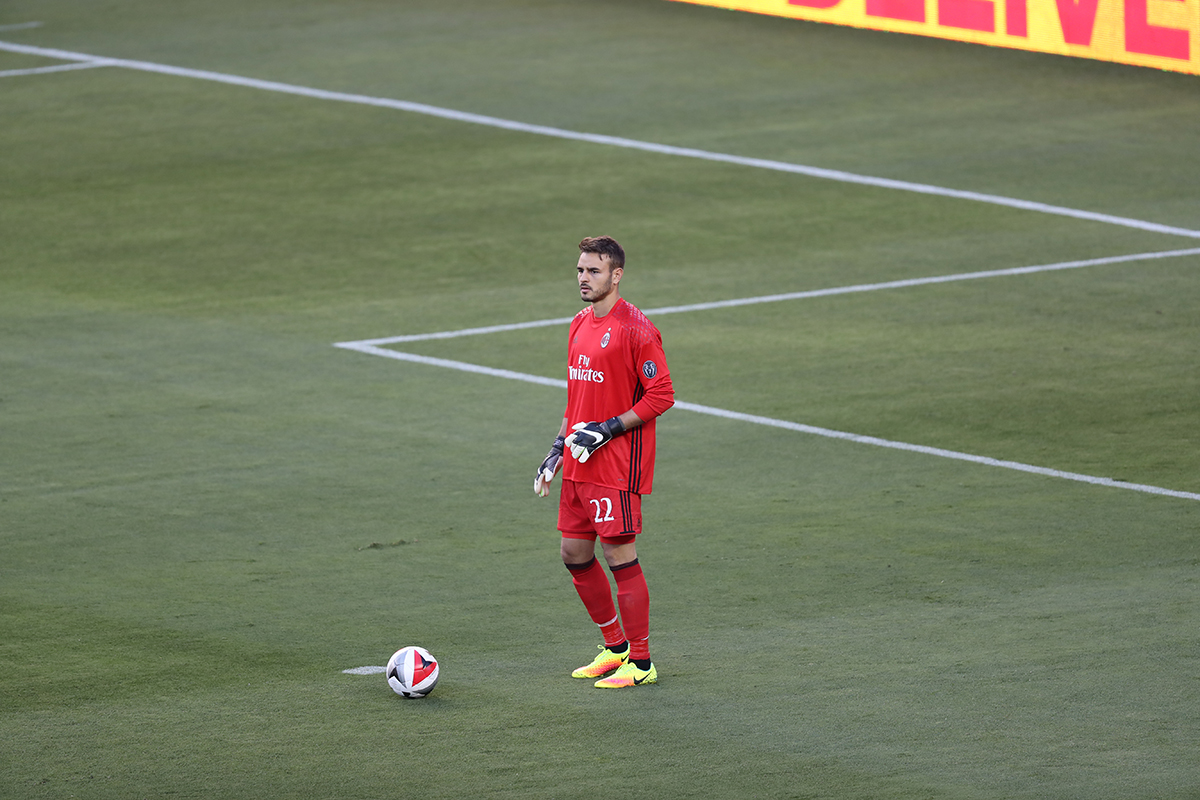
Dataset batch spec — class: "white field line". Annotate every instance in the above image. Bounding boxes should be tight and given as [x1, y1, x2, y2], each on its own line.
[334, 247, 1200, 502]
[335, 342, 570, 389]
[2, 39, 1200, 241]
[350, 316, 577, 347]
[0, 60, 107, 78]
[342, 246, 1200, 346]
[0, 22, 43, 31]
[334, 343, 1200, 503]
[674, 402, 1200, 502]
[3, 38, 1191, 501]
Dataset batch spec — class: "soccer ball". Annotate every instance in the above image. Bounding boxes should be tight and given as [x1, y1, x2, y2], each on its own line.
[386, 646, 440, 698]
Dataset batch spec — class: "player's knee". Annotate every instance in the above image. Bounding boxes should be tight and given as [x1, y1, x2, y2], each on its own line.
[600, 540, 638, 568]
[560, 537, 594, 564]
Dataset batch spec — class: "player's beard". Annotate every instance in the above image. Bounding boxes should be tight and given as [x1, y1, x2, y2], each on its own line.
[581, 274, 615, 305]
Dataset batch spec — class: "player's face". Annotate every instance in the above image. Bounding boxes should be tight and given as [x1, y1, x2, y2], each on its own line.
[577, 251, 621, 305]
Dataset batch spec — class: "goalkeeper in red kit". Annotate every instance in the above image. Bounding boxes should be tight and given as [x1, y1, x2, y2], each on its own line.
[534, 236, 675, 688]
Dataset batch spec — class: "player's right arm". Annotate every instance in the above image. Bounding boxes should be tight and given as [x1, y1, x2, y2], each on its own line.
[534, 417, 569, 497]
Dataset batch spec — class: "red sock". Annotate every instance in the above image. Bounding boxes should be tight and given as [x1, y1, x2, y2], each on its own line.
[566, 558, 624, 647]
[612, 560, 650, 661]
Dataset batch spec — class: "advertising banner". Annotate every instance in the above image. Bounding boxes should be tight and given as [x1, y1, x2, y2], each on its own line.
[671, 0, 1200, 74]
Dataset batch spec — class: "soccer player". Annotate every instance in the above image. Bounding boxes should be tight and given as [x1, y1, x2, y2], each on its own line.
[534, 235, 675, 688]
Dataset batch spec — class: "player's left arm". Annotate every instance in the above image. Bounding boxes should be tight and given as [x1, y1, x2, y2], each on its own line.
[630, 363, 674, 424]
[629, 327, 675, 423]
[566, 333, 674, 463]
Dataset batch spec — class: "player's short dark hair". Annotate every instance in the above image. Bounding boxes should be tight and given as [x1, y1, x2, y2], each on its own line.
[579, 236, 625, 270]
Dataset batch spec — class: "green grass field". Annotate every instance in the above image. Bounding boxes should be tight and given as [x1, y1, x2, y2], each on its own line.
[3, 1, 1199, 797]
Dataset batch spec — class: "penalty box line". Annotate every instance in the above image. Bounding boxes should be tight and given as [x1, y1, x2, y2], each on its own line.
[3, 38, 1193, 502]
[1, 39, 1200, 241]
[344, 246, 1200, 346]
[0, 60, 109, 78]
[335, 342, 1200, 504]
[334, 245, 1200, 503]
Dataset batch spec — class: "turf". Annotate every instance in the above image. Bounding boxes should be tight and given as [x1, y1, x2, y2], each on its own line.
[2, 1, 1199, 798]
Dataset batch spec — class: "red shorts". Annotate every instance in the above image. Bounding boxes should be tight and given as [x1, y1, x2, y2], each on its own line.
[558, 480, 642, 544]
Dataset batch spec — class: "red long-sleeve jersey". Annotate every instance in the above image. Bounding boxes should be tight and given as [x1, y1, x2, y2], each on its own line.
[562, 298, 674, 495]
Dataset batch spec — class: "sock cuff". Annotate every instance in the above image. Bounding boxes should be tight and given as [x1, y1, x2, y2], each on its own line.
[565, 557, 597, 572]
[611, 559, 643, 580]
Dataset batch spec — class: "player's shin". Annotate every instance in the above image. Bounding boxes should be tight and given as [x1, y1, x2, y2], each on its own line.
[566, 557, 623, 644]
[612, 559, 650, 662]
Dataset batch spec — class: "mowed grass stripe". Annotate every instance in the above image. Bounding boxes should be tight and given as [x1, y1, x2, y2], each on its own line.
[2, 38, 1199, 240]
[4, 4, 1198, 798]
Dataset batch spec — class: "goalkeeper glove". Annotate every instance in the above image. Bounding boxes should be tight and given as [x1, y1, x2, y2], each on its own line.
[565, 416, 625, 464]
[534, 435, 565, 497]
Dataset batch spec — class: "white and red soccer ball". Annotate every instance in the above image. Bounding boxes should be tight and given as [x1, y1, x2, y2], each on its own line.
[386, 646, 440, 698]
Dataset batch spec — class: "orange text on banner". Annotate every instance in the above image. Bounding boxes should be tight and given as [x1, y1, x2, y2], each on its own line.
[670, 0, 1200, 74]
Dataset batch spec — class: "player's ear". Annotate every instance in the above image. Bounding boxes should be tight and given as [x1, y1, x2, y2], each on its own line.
[612, 266, 623, 287]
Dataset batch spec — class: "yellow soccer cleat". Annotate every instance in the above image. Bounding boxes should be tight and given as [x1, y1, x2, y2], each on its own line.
[593, 660, 656, 688]
[571, 645, 628, 679]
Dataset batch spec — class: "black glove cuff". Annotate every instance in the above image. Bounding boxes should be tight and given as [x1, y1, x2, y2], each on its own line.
[550, 435, 565, 455]
[603, 416, 626, 436]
